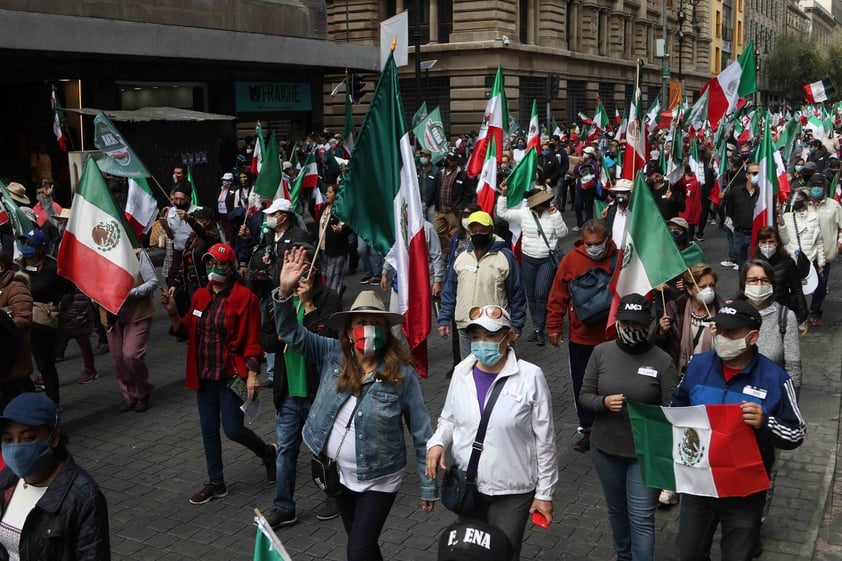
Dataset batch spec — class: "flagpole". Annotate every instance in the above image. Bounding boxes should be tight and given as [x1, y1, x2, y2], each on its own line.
[631, 59, 644, 180]
[150, 175, 174, 201]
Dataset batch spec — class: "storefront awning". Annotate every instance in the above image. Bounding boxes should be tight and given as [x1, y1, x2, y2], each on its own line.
[65, 107, 236, 122]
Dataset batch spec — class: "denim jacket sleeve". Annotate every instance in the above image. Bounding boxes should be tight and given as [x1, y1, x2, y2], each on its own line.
[400, 369, 438, 501]
[272, 289, 338, 374]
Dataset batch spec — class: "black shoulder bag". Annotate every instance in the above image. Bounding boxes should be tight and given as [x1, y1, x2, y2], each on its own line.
[441, 376, 509, 514]
[531, 211, 563, 268]
[791, 212, 812, 279]
[311, 383, 372, 496]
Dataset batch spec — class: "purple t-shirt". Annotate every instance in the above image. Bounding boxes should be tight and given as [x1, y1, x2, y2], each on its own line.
[472, 365, 499, 413]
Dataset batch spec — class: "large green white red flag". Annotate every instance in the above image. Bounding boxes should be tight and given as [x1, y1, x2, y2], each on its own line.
[250, 121, 264, 176]
[476, 141, 498, 214]
[526, 100, 540, 152]
[334, 52, 431, 376]
[466, 66, 509, 178]
[289, 152, 319, 213]
[125, 177, 158, 237]
[58, 157, 140, 315]
[593, 97, 610, 132]
[689, 138, 705, 186]
[701, 42, 757, 128]
[628, 403, 770, 498]
[253, 132, 283, 201]
[753, 117, 777, 246]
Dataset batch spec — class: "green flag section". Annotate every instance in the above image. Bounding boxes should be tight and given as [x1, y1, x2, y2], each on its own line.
[412, 101, 428, 128]
[254, 132, 282, 201]
[253, 523, 291, 561]
[92, 113, 152, 178]
[57, 157, 140, 315]
[289, 152, 319, 214]
[505, 147, 537, 208]
[413, 106, 448, 164]
[613, 173, 687, 297]
[628, 403, 770, 498]
[680, 242, 706, 268]
[187, 166, 198, 207]
[0, 181, 35, 258]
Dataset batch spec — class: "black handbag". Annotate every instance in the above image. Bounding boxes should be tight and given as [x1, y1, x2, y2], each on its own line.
[311, 384, 371, 496]
[441, 377, 508, 514]
[792, 212, 812, 279]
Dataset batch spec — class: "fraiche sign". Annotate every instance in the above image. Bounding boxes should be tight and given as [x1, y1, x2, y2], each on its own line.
[234, 82, 312, 112]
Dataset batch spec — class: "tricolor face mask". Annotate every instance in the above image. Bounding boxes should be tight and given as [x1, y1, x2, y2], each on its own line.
[351, 325, 386, 357]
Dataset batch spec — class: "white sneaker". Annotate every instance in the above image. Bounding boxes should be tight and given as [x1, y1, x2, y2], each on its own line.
[659, 489, 679, 505]
[720, 260, 736, 268]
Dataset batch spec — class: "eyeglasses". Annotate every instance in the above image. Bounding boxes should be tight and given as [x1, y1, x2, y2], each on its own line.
[748, 171, 760, 176]
[469, 305, 505, 320]
[745, 277, 772, 285]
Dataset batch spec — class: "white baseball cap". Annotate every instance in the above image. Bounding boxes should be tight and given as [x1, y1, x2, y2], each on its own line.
[262, 199, 293, 214]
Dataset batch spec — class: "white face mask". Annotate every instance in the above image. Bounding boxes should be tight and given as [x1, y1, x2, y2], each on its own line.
[759, 245, 777, 259]
[712, 333, 750, 361]
[461, 218, 469, 230]
[694, 287, 716, 305]
[266, 215, 278, 230]
[744, 284, 774, 305]
[585, 242, 606, 260]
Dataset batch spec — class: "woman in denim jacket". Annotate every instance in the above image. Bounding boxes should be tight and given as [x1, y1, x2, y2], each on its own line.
[272, 246, 436, 561]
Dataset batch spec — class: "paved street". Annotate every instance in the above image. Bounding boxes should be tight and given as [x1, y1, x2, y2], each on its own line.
[50, 219, 841, 561]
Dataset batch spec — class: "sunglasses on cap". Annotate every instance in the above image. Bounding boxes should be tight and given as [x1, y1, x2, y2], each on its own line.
[468, 305, 505, 321]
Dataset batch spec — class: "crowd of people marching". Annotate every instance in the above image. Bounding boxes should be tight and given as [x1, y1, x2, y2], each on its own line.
[1, 106, 838, 560]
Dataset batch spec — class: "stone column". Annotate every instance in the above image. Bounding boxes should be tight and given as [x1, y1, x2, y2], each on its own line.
[429, 0, 438, 43]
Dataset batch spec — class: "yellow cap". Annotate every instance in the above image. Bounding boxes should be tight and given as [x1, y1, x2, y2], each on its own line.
[467, 211, 493, 227]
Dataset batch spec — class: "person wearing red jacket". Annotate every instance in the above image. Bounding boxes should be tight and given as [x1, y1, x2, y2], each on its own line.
[162, 243, 277, 506]
[546, 219, 618, 452]
[679, 165, 703, 241]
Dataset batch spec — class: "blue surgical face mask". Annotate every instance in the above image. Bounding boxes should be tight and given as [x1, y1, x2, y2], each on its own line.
[810, 187, 825, 199]
[542, 149, 550, 156]
[795, 165, 804, 173]
[2, 439, 54, 480]
[516, 143, 525, 149]
[471, 341, 504, 366]
[20, 245, 36, 259]
[749, 175, 760, 186]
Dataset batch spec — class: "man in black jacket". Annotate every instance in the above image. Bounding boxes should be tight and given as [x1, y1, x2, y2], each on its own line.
[426, 152, 476, 256]
[261, 243, 342, 530]
[722, 161, 760, 270]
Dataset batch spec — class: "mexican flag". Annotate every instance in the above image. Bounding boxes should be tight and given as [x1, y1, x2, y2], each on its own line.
[57, 157, 140, 315]
[628, 403, 770, 498]
[645, 98, 661, 127]
[289, 152, 319, 214]
[334, 52, 431, 376]
[253, 513, 292, 561]
[476, 141, 498, 214]
[577, 111, 593, 125]
[689, 138, 705, 186]
[92, 113, 152, 179]
[250, 121, 264, 176]
[504, 146, 536, 251]
[343, 87, 356, 157]
[593, 97, 609, 132]
[753, 117, 778, 246]
[804, 79, 835, 104]
[125, 177, 158, 237]
[0, 181, 35, 260]
[51, 88, 67, 152]
[552, 119, 563, 139]
[526, 100, 540, 152]
[466, 66, 509, 178]
[253, 132, 283, 201]
[622, 60, 647, 180]
[687, 88, 709, 132]
[607, 172, 687, 332]
[701, 41, 757, 128]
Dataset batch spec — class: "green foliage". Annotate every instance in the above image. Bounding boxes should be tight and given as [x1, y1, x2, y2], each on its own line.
[765, 34, 822, 102]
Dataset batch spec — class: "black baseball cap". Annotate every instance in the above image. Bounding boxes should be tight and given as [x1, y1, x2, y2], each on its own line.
[713, 300, 762, 330]
[616, 293, 652, 325]
[438, 521, 512, 561]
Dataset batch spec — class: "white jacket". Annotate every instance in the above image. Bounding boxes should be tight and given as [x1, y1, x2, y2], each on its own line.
[496, 196, 568, 258]
[427, 349, 558, 500]
[780, 209, 826, 267]
[809, 197, 842, 261]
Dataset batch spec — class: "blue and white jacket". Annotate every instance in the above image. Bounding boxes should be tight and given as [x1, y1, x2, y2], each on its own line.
[672, 349, 806, 473]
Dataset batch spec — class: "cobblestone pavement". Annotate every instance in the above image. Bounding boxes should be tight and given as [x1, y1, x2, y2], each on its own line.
[48, 219, 841, 560]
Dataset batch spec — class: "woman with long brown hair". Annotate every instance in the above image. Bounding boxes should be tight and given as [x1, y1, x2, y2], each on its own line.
[272, 246, 436, 561]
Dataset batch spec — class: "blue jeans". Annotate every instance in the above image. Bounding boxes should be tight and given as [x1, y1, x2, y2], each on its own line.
[591, 447, 659, 561]
[678, 491, 766, 561]
[357, 238, 382, 279]
[460, 491, 534, 561]
[810, 261, 831, 318]
[335, 486, 397, 561]
[521, 254, 556, 333]
[196, 379, 269, 485]
[273, 397, 311, 514]
[730, 230, 752, 265]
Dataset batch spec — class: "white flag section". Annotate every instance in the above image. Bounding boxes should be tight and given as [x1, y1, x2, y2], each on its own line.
[380, 11, 408, 69]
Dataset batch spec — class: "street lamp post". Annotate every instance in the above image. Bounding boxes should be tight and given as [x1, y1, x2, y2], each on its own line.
[677, 3, 686, 84]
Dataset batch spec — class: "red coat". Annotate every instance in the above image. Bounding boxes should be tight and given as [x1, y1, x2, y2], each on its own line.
[679, 175, 703, 226]
[181, 281, 263, 391]
[546, 239, 618, 346]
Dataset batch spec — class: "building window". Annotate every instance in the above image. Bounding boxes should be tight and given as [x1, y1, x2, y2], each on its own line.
[715, 11, 721, 38]
[598, 83, 616, 117]
[519, 76, 546, 128]
[438, 0, 452, 43]
[519, 0, 529, 44]
[400, 76, 450, 128]
[565, 1, 577, 51]
[567, 80, 587, 123]
[598, 11, 608, 56]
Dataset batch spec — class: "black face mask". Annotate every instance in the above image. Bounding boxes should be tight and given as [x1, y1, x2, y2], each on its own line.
[793, 199, 806, 211]
[175, 202, 190, 211]
[616, 195, 629, 207]
[471, 233, 492, 250]
[671, 231, 687, 244]
[645, 178, 655, 188]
